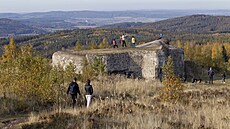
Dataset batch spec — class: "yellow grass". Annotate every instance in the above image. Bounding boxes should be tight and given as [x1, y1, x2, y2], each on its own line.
[20, 76, 230, 128]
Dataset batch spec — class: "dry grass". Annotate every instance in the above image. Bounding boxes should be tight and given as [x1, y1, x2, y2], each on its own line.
[19, 76, 230, 129]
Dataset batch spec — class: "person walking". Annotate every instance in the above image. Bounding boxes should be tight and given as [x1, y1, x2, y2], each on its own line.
[121, 34, 127, 47]
[85, 79, 93, 108]
[222, 72, 226, 84]
[208, 67, 214, 84]
[159, 33, 163, 39]
[131, 36, 136, 48]
[67, 77, 81, 108]
[112, 39, 118, 48]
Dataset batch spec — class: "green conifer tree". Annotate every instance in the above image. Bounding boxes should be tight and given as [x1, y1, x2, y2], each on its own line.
[160, 56, 184, 103]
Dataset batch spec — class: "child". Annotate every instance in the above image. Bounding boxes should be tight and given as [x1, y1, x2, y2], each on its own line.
[222, 72, 226, 84]
[112, 39, 118, 48]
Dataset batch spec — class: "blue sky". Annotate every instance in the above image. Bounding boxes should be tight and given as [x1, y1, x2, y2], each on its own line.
[1, 0, 230, 13]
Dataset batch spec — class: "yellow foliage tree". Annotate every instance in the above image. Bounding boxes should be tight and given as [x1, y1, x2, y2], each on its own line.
[211, 43, 222, 68]
[177, 40, 183, 49]
[1, 37, 18, 62]
[90, 40, 98, 49]
[20, 44, 33, 57]
[183, 42, 190, 60]
[99, 38, 109, 49]
[194, 44, 202, 65]
[201, 44, 212, 67]
[75, 41, 82, 51]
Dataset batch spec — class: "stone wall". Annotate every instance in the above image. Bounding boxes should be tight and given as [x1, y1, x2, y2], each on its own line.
[52, 42, 184, 80]
[52, 51, 85, 74]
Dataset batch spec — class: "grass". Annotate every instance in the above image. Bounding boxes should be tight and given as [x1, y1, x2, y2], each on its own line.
[13, 75, 229, 129]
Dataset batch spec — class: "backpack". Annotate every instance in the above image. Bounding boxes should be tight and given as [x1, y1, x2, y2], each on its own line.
[69, 82, 77, 95]
[208, 70, 214, 77]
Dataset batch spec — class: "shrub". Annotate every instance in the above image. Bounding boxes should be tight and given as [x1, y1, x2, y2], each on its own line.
[80, 57, 105, 82]
[160, 56, 184, 103]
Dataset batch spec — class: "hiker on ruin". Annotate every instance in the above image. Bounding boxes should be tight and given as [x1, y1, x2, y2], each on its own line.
[208, 67, 214, 84]
[131, 36, 136, 48]
[120, 35, 123, 45]
[159, 33, 163, 39]
[222, 72, 226, 84]
[121, 34, 127, 47]
[112, 39, 118, 48]
[67, 77, 81, 108]
[85, 79, 93, 108]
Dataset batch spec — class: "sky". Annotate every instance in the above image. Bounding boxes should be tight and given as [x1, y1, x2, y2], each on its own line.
[1, 0, 230, 13]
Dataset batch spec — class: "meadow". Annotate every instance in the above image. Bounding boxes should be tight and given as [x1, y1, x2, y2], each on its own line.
[1, 75, 229, 129]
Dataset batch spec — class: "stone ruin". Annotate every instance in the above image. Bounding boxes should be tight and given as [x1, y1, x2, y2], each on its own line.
[52, 40, 184, 80]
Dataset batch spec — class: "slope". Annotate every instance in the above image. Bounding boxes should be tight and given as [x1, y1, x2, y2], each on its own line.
[101, 15, 230, 34]
[0, 18, 46, 37]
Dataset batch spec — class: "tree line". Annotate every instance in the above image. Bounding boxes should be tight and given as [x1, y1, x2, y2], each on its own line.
[177, 40, 230, 72]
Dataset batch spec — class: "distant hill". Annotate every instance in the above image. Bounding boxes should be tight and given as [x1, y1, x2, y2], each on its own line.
[1, 10, 230, 30]
[141, 15, 230, 33]
[101, 22, 145, 28]
[0, 18, 46, 37]
[102, 15, 230, 34]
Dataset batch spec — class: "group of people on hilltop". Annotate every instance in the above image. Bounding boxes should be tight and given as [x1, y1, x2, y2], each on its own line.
[66, 78, 93, 109]
[112, 33, 164, 48]
[112, 34, 136, 48]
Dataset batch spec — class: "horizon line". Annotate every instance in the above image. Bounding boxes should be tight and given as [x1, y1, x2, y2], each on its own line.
[1, 9, 230, 14]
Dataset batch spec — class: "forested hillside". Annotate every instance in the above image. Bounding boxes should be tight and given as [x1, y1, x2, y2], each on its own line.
[0, 18, 46, 37]
[102, 15, 230, 34]
[1, 10, 230, 32]
[1, 29, 230, 58]
[142, 15, 230, 33]
[0, 28, 161, 57]
[1, 15, 230, 58]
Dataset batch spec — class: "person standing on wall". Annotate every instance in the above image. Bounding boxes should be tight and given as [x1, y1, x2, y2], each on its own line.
[131, 36, 136, 48]
[159, 33, 163, 39]
[112, 39, 118, 48]
[85, 79, 93, 108]
[121, 34, 127, 47]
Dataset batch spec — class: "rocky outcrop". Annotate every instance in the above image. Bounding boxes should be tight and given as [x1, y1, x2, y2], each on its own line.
[52, 40, 184, 80]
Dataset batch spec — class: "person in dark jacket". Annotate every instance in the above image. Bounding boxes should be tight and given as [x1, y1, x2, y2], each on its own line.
[85, 79, 93, 108]
[208, 67, 214, 84]
[67, 77, 81, 108]
[222, 72, 226, 84]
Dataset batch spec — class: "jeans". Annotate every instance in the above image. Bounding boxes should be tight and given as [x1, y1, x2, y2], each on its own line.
[131, 43, 135, 48]
[121, 40, 127, 47]
[85, 95, 92, 108]
[71, 94, 77, 109]
[209, 76, 213, 84]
